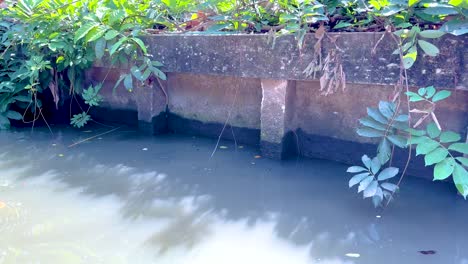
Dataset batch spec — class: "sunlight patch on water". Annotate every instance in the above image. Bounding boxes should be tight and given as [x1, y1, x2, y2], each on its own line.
[0, 151, 351, 264]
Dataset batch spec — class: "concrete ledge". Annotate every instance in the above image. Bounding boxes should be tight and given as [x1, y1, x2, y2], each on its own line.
[133, 33, 468, 89]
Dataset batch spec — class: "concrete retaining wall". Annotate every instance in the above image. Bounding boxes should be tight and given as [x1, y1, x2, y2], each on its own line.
[86, 32, 468, 178]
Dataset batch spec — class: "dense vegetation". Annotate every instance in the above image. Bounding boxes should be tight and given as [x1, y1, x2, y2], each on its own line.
[0, 0, 467, 205]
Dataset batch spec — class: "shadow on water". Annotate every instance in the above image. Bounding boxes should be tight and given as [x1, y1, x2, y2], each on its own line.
[1, 126, 468, 263]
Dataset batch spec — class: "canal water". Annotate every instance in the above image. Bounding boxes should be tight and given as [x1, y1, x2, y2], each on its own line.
[0, 126, 467, 264]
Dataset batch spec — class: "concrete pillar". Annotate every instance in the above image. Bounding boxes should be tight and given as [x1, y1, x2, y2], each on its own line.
[134, 77, 168, 135]
[260, 79, 295, 159]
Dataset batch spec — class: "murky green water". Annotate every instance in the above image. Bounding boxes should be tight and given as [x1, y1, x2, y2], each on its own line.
[0, 126, 467, 264]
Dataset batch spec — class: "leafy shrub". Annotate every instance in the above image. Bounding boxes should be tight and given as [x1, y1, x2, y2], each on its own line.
[1, 0, 166, 128]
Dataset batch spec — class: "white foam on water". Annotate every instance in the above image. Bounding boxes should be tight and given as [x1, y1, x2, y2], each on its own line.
[0, 153, 351, 264]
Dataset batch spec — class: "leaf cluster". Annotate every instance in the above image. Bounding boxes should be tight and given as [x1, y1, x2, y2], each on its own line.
[347, 155, 400, 207]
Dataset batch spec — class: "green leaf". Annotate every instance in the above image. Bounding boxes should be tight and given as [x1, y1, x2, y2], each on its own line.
[388, 135, 408, 148]
[380, 6, 404, 16]
[453, 163, 468, 199]
[441, 18, 468, 36]
[416, 138, 439, 155]
[434, 158, 455, 180]
[426, 122, 441, 138]
[394, 115, 409, 122]
[357, 128, 385, 138]
[418, 87, 426, 96]
[409, 135, 429, 145]
[152, 61, 164, 67]
[104, 30, 120, 40]
[151, 67, 167, 80]
[363, 180, 378, 198]
[131, 65, 144, 81]
[396, 22, 413, 29]
[141, 68, 152, 81]
[82, 85, 103, 106]
[418, 40, 439, 56]
[347, 166, 368, 173]
[381, 182, 399, 192]
[378, 101, 395, 119]
[405, 91, 425, 102]
[74, 22, 99, 43]
[408, 0, 420, 7]
[362, 155, 372, 169]
[425, 147, 449, 166]
[359, 117, 387, 131]
[372, 187, 384, 207]
[403, 57, 416, 69]
[367, 107, 388, 124]
[448, 143, 468, 154]
[70, 112, 91, 128]
[440, 131, 461, 143]
[110, 37, 128, 56]
[419, 30, 446, 39]
[95, 38, 106, 60]
[456, 157, 468, 167]
[131, 38, 147, 54]
[432, 90, 451, 102]
[6, 110, 22, 120]
[13, 96, 32, 103]
[425, 86, 436, 98]
[113, 74, 126, 93]
[378, 138, 392, 164]
[86, 26, 108, 42]
[378, 167, 399, 181]
[349, 172, 371, 188]
[371, 157, 381, 174]
[408, 129, 426, 137]
[358, 176, 374, 193]
[449, 0, 468, 7]
[334, 21, 352, 29]
[422, 5, 458, 16]
[403, 46, 417, 69]
[124, 74, 133, 91]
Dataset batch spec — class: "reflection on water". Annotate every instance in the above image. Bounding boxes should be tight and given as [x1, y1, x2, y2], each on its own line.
[0, 127, 467, 264]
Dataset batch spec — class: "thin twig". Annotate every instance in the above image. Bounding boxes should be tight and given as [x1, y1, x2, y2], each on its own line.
[386, 32, 413, 206]
[210, 81, 239, 158]
[156, 77, 169, 107]
[68, 126, 122, 148]
[230, 124, 238, 150]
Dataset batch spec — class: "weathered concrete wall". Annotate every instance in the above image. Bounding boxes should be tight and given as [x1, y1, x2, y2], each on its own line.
[137, 33, 467, 89]
[289, 81, 468, 176]
[87, 33, 468, 178]
[167, 73, 261, 145]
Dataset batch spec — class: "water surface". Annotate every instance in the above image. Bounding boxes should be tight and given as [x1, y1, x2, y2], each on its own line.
[1, 126, 467, 263]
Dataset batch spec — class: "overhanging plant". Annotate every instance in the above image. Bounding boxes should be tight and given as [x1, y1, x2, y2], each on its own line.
[345, 0, 468, 206]
[0, 0, 167, 129]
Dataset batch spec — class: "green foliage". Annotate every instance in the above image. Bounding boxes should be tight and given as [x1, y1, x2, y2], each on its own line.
[82, 84, 103, 107]
[352, 85, 468, 205]
[357, 101, 408, 164]
[347, 155, 400, 207]
[146, 0, 467, 38]
[70, 112, 91, 128]
[1, 0, 166, 128]
[0, 20, 39, 129]
[410, 124, 468, 198]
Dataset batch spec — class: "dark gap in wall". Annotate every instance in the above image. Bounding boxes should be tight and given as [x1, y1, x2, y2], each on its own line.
[89, 107, 139, 127]
[167, 113, 260, 146]
[293, 128, 433, 179]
